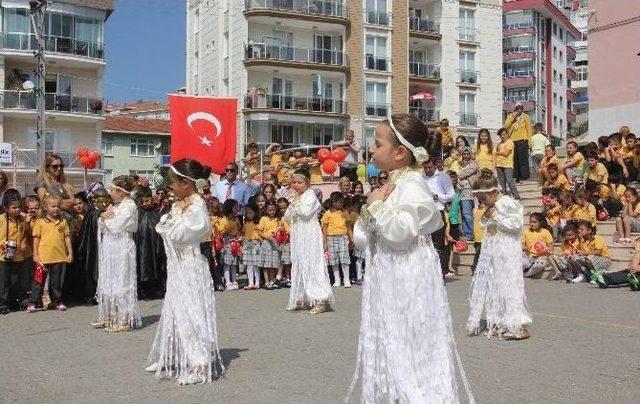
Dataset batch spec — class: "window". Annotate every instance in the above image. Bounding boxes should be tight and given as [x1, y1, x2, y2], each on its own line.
[577, 66, 588, 81]
[365, 35, 388, 71]
[553, 92, 557, 105]
[560, 118, 564, 129]
[459, 51, 477, 82]
[559, 73, 564, 85]
[553, 69, 557, 83]
[130, 138, 156, 157]
[459, 9, 476, 41]
[503, 36, 534, 52]
[102, 134, 113, 156]
[130, 170, 155, 178]
[504, 60, 533, 77]
[459, 93, 476, 126]
[365, 82, 388, 117]
[559, 28, 564, 41]
[503, 10, 534, 28]
[553, 23, 557, 36]
[553, 46, 557, 59]
[366, 0, 389, 25]
[560, 95, 564, 107]
[559, 50, 564, 63]
[553, 116, 558, 129]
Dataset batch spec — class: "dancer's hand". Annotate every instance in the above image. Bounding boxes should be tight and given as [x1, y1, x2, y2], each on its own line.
[367, 183, 395, 204]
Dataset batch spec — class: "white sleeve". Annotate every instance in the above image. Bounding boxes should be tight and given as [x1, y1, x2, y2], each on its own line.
[101, 201, 137, 234]
[369, 181, 443, 250]
[288, 191, 320, 221]
[160, 200, 212, 244]
[492, 196, 524, 233]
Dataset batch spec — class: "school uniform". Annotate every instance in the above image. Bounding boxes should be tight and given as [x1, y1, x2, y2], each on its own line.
[321, 210, 351, 267]
[216, 216, 241, 266]
[574, 234, 611, 273]
[522, 228, 553, 277]
[0, 214, 28, 311]
[279, 220, 291, 266]
[29, 217, 70, 307]
[241, 221, 261, 267]
[257, 216, 281, 269]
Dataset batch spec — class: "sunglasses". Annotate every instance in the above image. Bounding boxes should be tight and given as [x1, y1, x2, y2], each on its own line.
[49, 164, 64, 169]
[226, 168, 237, 172]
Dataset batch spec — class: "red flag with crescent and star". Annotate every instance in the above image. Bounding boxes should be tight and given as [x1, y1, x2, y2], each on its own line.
[168, 94, 237, 175]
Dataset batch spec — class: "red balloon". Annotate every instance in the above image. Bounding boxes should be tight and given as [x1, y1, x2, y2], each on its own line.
[88, 159, 97, 170]
[76, 147, 89, 158]
[331, 148, 347, 163]
[88, 150, 100, 163]
[322, 158, 338, 174]
[317, 148, 331, 163]
[79, 155, 91, 168]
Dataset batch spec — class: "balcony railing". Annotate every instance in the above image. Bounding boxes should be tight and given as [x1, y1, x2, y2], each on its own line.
[365, 102, 390, 118]
[409, 62, 441, 79]
[504, 95, 535, 102]
[0, 32, 105, 60]
[365, 10, 390, 26]
[0, 90, 103, 115]
[245, 43, 348, 67]
[365, 55, 391, 72]
[460, 70, 479, 84]
[459, 113, 478, 126]
[244, 0, 348, 19]
[0, 148, 102, 170]
[504, 70, 534, 78]
[458, 27, 478, 42]
[503, 45, 534, 54]
[410, 107, 439, 123]
[574, 95, 588, 104]
[409, 17, 440, 34]
[244, 92, 346, 114]
[502, 22, 535, 30]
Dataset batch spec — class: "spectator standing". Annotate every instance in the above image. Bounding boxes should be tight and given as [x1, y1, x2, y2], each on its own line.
[457, 147, 480, 240]
[504, 103, 532, 182]
[439, 118, 456, 158]
[35, 154, 75, 220]
[423, 159, 455, 276]
[333, 130, 361, 181]
[529, 123, 550, 172]
[214, 163, 251, 218]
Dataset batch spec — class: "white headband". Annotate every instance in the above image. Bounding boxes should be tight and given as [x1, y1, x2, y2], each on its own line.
[472, 187, 499, 194]
[170, 165, 208, 193]
[388, 118, 430, 164]
[109, 184, 131, 194]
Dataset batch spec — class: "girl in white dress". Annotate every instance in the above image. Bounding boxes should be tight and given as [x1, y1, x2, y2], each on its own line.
[94, 175, 140, 332]
[146, 159, 224, 385]
[285, 169, 334, 314]
[349, 114, 474, 403]
[467, 169, 532, 340]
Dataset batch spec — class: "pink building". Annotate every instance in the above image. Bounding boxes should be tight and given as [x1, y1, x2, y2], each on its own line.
[588, 0, 640, 139]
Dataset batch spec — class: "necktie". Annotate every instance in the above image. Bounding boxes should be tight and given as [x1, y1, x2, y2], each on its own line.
[226, 182, 233, 201]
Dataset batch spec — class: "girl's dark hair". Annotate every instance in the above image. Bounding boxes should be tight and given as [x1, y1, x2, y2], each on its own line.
[455, 135, 470, 148]
[577, 219, 596, 235]
[477, 128, 493, 152]
[293, 168, 310, 182]
[2, 188, 22, 208]
[608, 132, 622, 143]
[244, 203, 260, 224]
[329, 191, 345, 206]
[597, 136, 610, 147]
[352, 180, 363, 192]
[136, 186, 153, 200]
[173, 158, 212, 181]
[91, 187, 109, 200]
[529, 212, 550, 231]
[472, 168, 498, 191]
[264, 200, 278, 216]
[563, 220, 578, 235]
[584, 179, 598, 192]
[497, 127, 508, 138]
[353, 195, 366, 211]
[386, 114, 441, 165]
[262, 183, 277, 196]
[276, 197, 289, 207]
[112, 175, 136, 193]
[222, 199, 238, 217]
[625, 187, 639, 210]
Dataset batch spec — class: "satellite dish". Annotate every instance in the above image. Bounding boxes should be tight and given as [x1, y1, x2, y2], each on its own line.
[22, 80, 35, 91]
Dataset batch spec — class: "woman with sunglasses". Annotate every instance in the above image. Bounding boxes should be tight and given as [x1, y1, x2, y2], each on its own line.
[35, 154, 75, 221]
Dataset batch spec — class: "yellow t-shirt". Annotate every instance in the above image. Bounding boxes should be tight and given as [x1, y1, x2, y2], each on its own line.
[578, 235, 610, 258]
[309, 164, 323, 184]
[441, 128, 455, 147]
[573, 203, 597, 224]
[546, 174, 571, 191]
[209, 215, 221, 241]
[505, 112, 533, 142]
[522, 228, 553, 257]
[561, 238, 579, 255]
[242, 221, 260, 240]
[546, 205, 561, 227]
[345, 210, 359, 229]
[634, 238, 640, 253]
[495, 139, 514, 168]
[565, 151, 584, 169]
[216, 216, 240, 237]
[584, 162, 608, 184]
[0, 214, 27, 262]
[257, 216, 280, 239]
[32, 217, 70, 264]
[270, 153, 286, 184]
[599, 184, 626, 202]
[473, 144, 493, 170]
[245, 152, 261, 177]
[321, 210, 349, 236]
[560, 204, 579, 220]
[443, 156, 461, 173]
[473, 208, 485, 242]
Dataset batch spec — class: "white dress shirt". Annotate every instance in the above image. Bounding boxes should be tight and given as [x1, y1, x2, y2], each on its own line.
[424, 170, 455, 211]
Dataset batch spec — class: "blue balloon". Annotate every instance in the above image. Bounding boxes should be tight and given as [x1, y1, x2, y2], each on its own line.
[367, 164, 379, 177]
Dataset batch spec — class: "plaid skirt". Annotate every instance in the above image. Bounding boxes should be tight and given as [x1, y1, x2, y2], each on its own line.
[327, 234, 351, 266]
[280, 242, 291, 265]
[242, 239, 261, 267]
[626, 217, 640, 232]
[260, 239, 281, 268]
[552, 255, 579, 270]
[353, 247, 365, 259]
[222, 241, 239, 266]
[522, 254, 550, 270]
[574, 255, 612, 272]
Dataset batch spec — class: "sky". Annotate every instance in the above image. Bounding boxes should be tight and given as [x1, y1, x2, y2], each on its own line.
[103, 0, 186, 104]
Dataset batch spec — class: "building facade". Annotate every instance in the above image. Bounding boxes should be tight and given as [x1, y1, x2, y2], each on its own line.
[101, 116, 170, 184]
[570, 0, 588, 135]
[587, 0, 640, 140]
[0, 0, 113, 191]
[105, 100, 170, 120]
[186, 0, 502, 160]
[502, 0, 580, 139]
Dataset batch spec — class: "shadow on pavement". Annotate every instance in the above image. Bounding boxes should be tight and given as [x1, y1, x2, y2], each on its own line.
[140, 314, 161, 329]
[220, 347, 248, 370]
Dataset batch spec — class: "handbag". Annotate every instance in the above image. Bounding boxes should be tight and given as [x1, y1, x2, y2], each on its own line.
[34, 261, 48, 285]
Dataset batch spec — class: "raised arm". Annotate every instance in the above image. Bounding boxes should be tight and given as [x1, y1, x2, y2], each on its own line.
[102, 200, 137, 234]
[491, 197, 524, 233]
[158, 200, 211, 245]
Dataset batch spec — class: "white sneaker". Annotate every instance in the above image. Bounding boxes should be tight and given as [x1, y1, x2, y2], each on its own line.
[344, 282, 352, 288]
[571, 274, 586, 283]
[332, 282, 341, 287]
[145, 363, 160, 372]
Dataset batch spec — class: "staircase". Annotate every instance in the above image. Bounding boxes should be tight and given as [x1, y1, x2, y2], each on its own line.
[452, 180, 636, 276]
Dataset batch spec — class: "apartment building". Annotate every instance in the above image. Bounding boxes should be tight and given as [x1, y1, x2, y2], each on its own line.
[105, 100, 170, 120]
[570, 0, 588, 133]
[0, 0, 114, 190]
[502, 0, 581, 139]
[186, 0, 502, 160]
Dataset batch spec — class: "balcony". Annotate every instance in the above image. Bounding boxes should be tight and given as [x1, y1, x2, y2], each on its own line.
[503, 46, 535, 62]
[459, 113, 478, 127]
[567, 45, 576, 59]
[0, 148, 102, 171]
[365, 55, 391, 72]
[567, 110, 577, 123]
[0, 33, 104, 61]
[243, 0, 349, 25]
[243, 92, 346, 115]
[457, 27, 479, 43]
[573, 95, 588, 105]
[0, 90, 103, 118]
[409, 17, 441, 40]
[566, 66, 577, 81]
[566, 88, 577, 102]
[409, 107, 439, 123]
[459, 70, 479, 85]
[365, 10, 390, 26]
[244, 43, 349, 72]
[503, 95, 536, 111]
[503, 70, 535, 86]
[409, 62, 441, 82]
[365, 102, 390, 118]
[502, 22, 535, 36]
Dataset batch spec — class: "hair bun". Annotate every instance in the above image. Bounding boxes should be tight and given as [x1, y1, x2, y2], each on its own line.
[479, 168, 494, 178]
[202, 165, 212, 179]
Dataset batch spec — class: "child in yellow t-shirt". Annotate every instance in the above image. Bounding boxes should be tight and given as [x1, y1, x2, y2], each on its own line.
[495, 127, 520, 198]
[471, 206, 485, 274]
[573, 190, 597, 225]
[538, 145, 560, 184]
[443, 149, 462, 174]
[550, 221, 580, 281]
[545, 190, 562, 240]
[27, 195, 72, 312]
[522, 212, 553, 278]
[543, 163, 571, 192]
[217, 199, 241, 290]
[0, 190, 28, 313]
[615, 187, 640, 243]
[571, 221, 611, 283]
[241, 205, 261, 290]
[321, 192, 353, 288]
[244, 142, 261, 178]
[257, 200, 281, 289]
[275, 198, 292, 287]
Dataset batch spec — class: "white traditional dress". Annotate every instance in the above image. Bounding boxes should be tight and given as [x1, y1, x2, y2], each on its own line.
[350, 167, 473, 404]
[285, 188, 334, 310]
[96, 197, 140, 328]
[467, 195, 532, 337]
[147, 194, 224, 385]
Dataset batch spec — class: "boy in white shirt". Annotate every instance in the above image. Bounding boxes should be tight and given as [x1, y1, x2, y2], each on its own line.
[530, 122, 550, 170]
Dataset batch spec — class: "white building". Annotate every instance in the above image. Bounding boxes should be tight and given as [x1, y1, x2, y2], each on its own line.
[186, 0, 502, 160]
[570, 0, 588, 134]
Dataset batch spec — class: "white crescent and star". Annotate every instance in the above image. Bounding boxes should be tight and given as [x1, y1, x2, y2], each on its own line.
[186, 112, 222, 147]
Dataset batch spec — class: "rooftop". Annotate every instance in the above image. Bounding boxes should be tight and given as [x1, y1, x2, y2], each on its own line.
[103, 116, 170, 134]
[105, 100, 169, 114]
[59, 0, 115, 18]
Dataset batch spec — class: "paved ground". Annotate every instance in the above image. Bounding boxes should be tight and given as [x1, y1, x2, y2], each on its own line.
[1, 276, 639, 404]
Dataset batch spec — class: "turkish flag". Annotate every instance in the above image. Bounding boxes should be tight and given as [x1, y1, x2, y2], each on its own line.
[169, 94, 237, 175]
